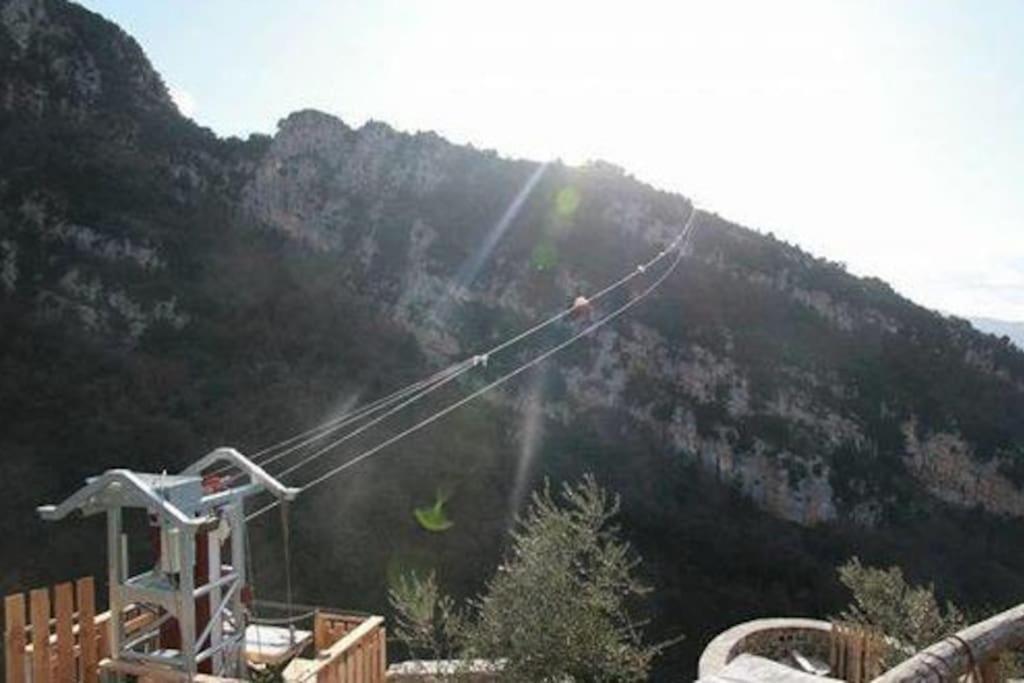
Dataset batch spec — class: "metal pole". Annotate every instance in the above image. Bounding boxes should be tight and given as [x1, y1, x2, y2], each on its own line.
[106, 508, 124, 678]
[178, 527, 198, 678]
[208, 522, 224, 673]
[280, 499, 296, 646]
[230, 503, 248, 676]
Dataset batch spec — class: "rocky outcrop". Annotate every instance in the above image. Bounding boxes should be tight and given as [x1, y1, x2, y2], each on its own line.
[245, 111, 449, 249]
[40, 268, 187, 341]
[903, 420, 1024, 518]
[2, 0, 173, 126]
[48, 223, 163, 269]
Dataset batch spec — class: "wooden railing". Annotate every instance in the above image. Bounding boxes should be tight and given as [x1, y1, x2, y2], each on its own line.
[872, 603, 1024, 683]
[313, 612, 371, 653]
[284, 613, 386, 683]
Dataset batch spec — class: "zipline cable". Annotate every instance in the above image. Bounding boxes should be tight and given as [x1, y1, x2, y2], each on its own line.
[216, 206, 698, 480]
[259, 210, 700, 491]
[204, 362, 470, 477]
[231, 205, 696, 473]
[252, 363, 467, 460]
[265, 357, 480, 481]
[229, 359, 477, 479]
[245, 208, 700, 522]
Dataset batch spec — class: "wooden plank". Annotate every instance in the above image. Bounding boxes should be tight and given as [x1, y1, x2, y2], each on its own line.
[300, 616, 384, 680]
[124, 609, 159, 635]
[99, 658, 245, 682]
[868, 631, 881, 679]
[96, 617, 110, 663]
[864, 629, 872, 682]
[30, 588, 51, 683]
[93, 607, 109, 663]
[315, 611, 328, 651]
[54, 583, 75, 682]
[77, 578, 98, 683]
[853, 629, 864, 683]
[844, 626, 853, 683]
[980, 656, 1000, 683]
[834, 624, 844, 680]
[835, 624, 843, 680]
[377, 629, 386, 683]
[373, 635, 379, 682]
[828, 625, 836, 676]
[5, 592, 27, 683]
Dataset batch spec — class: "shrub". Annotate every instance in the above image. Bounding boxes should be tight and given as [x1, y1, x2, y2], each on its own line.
[390, 476, 677, 681]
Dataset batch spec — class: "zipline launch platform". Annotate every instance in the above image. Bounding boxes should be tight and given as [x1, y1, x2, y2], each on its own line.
[36, 448, 297, 679]
[5, 448, 387, 682]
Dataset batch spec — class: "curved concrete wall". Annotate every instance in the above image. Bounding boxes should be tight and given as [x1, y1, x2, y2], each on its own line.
[698, 618, 834, 678]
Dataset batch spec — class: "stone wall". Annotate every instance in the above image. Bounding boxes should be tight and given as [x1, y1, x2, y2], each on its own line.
[698, 618, 833, 678]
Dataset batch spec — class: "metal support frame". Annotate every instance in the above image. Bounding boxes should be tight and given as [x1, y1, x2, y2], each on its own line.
[38, 447, 298, 680]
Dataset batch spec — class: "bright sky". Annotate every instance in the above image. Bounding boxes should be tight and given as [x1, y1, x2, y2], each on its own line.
[81, 0, 1024, 321]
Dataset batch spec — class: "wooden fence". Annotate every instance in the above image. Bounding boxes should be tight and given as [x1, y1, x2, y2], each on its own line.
[284, 614, 386, 683]
[830, 623, 886, 683]
[314, 612, 371, 653]
[5, 577, 103, 683]
[5, 578, 158, 683]
[7, 580, 386, 683]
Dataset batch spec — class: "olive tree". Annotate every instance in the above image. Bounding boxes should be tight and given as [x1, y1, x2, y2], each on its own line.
[837, 557, 965, 653]
[390, 476, 675, 681]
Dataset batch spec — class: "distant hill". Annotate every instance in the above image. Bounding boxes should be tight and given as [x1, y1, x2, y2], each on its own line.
[971, 317, 1024, 349]
[4, 0, 1024, 677]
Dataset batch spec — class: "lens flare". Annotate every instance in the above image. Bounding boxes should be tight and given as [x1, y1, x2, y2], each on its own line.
[530, 239, 559, 271]
[414, 488, 454, 532]
[555, 186, 580, 216]
[509, 368, 547, 519]
[459, 160, 546, 286]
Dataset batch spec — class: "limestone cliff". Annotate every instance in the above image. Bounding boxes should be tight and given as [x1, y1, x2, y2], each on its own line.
[237, 109, 1024, 527]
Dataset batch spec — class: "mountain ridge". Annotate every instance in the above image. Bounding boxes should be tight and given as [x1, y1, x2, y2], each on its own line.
[971, 316, 1024, 350]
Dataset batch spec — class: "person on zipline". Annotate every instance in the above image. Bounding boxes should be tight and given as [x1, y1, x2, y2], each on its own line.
[569, 295, 592, 320]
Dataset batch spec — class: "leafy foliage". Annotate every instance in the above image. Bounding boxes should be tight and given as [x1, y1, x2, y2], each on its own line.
[836, 558, 1024, 677]
[389, 571, 467, 665]
[390, 477, 675, 681]
[837, 557, 965, 658]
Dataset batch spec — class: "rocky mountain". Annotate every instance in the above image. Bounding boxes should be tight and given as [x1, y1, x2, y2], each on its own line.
[3, 1, 1024, 677]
